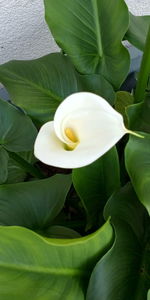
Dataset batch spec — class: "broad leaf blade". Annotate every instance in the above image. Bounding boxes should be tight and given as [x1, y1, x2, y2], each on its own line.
[126, 97, 150, 133]
[115, 91, 134, 127]
[0, 220, 113, 299]
[125, 13, 150, 51]
[0, 98, 37, 152]
[72, 147, 120, 229]
[0, 174, 71, 229]
[0, 54, 74, 123]
[6, 151, 36, 184]
[87, 183, 150, 300]
[77, 73, 115, 105]
[125, 133, 150, 215]
[43, 225, 81, 238]
[0, 53, 115, 123]
[0, 147, 9, 184]
[44, 0, 130, 89]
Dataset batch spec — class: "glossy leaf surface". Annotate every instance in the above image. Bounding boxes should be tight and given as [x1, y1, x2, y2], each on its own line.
[0, 220, 113, 299]
[115, 91, 134, 127]
[0, 147, 9, 184]
[0, 174, 71, 229]
[125, 13, 150, 51]
[87, 183, 150, 300]
[0, 54, 115, 123]
[6, 151, 36, 184]
[0, 98, 37, 152]
[126, 96, 150, 133]
[44, 0, 130, 89]
[125, 133, 150, 215]
[72, 147, 120, 229]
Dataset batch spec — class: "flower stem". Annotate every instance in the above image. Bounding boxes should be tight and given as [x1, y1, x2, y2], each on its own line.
[7, 151, 45, 179]
[127, 130, 144, 139]
[134, 25, 150, 103]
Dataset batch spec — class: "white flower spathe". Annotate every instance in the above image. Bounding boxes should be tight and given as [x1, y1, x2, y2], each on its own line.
[34, 92, 129, 169]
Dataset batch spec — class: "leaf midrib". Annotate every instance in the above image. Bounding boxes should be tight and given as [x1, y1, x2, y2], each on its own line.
[91, 0, 103, 57]
[0, 261, 90, 278]
[0, 70, 62, 102]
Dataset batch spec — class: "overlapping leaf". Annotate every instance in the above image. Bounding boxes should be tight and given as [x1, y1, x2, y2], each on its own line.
[72, 147, 120, 229]
[125, 92, 150, 214]
[0, 147, 9, 184]
[126, 98, 150, 133]
[0, 174, 71, 229]
[125, 13, 150, 51]
[125, 133, 150, 215]
[0, 54, 115, 124]
[0, 220, 113, 299]
[0, 98, 37, 152]
[44, 0, 130, 89]
[87, 183, 150, 300]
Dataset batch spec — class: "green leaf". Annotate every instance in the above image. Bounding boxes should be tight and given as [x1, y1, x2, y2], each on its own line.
[126, 94, 150, 133]
[115, 91, 134, 127]
[44, 0, 130, 89]
[6, 151, 36, 184]
[125, 13, 150, 51]
[87, 183, 150, 300]
[0, 174, 72, 229]
[77, 73, 115, 105]
[0, 98, 37, 152]
[125, 133, 150, 215]
[0, 147, 9, 184]
[42, 225, 81, 238]
[0, 220, 113, 299]
[72, 147, 120, 229]
[6, 157, 27, 184]
[0, 54, 72, 123]
[0, 53, 115, 123]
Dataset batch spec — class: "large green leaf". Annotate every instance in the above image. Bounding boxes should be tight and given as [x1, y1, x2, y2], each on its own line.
[0, 53, 115, 123]
[115, 91, 134, 127]
[0, 174, 71, 229]
[0, 147, 9, 184]
[87, 183, 150, 300]
[77, 73, 115, 105]
[42, 225, 81, 239]
[125, 13, 150, 51]
[0, 98, 37, 152]
[6, 151, 36, 184]
[72, 147, 120, 229]
[44, 0, 130, 89]
[0, 220, 113, 299]
[126, 95, 150, 133]
[125, 133, 150, 215]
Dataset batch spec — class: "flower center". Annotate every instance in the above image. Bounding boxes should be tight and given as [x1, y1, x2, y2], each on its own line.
[65, 128, 78, 143]
[64, 127, 78, 151]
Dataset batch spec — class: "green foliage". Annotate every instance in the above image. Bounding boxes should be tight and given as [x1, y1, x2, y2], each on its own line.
[115, 91, 134, 127]
[0, 0, 150, 298]
[0, 98, 37, 152]
[44, 0, 130, 89]
[0, 174, 71, 228]
[72, 147, 120, 229]
[0, 54, 115, 124]
[125, 13, 150, 51]
[125, 133, 150, 215]
[0, 220, 113, 299]
[0, 147, 9, 184]
[87, 183, 150, 300]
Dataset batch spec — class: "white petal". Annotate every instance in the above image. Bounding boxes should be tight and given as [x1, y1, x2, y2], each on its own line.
[54, 92, 124, 144]
[34, 92, 128, 169]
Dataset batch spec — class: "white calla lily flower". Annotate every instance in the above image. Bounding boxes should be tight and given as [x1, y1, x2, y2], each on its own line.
[34, 92, 140, 169]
